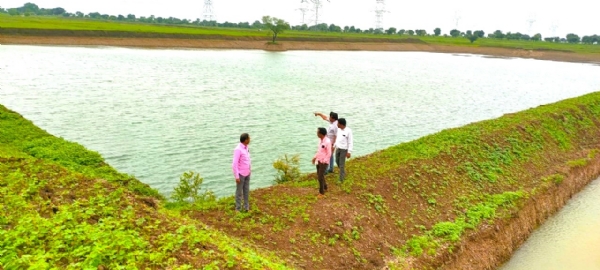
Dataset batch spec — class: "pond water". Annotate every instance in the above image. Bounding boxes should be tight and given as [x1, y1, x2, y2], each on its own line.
[1, 45, 599, 199]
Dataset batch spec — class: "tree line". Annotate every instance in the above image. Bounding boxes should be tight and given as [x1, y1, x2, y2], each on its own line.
[2, 3, 599, 45]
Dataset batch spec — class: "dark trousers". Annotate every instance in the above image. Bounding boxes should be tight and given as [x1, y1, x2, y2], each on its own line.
[336, 148, 348, 182]
[235, 174, 250, 211]
[316, 162, 328, 194]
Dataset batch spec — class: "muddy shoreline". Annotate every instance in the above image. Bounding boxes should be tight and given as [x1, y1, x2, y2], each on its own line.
[2, 35, 600, 64]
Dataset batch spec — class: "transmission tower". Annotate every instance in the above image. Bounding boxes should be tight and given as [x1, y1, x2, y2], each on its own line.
[526, 13, 537, 35]
[309, 0, 329, 26]
[374, 0, 388, 31]
[549, 20, 559, 37]
[203, 0, 215, 21]
[453, 11, 462, 29]
[297, 0, 310, 25]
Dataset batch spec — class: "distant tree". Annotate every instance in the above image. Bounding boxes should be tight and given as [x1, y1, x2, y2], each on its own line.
[343, 26, 349, 32]
[262, 16, 290, 43]
[415, 29, 427, 36]
[467, 34, 478, 43]
[566, 33, 580, 43]
[328, 24, 341, 32]
[521, 34, 531, 41]
[532, 33, 542, 41]
[355, 28, 362, 33]
[407, 29, 415, 35]
[127, 14, 135, 20]
[21, 2, 40, 13]
[252, 20, 263, 29]
[434, 28, 441, 36]
[466, 30, 473, 36]
[493, 30, 504, 39]
[544, 37, 555, 42]
[582, 35, 594, 44]
[51, 7, 65, 15]
[0, 7, 5, 13]
[117, 14, 125, 20]
[75, 11, 84, 17]
[398, 29, 405, 35]
[474, 30, 485, 38]
[349, 26, 356, 32]
[506, 32, 523, 40]
[386, 27, 397, 35]
[374, 28, 383, 34]
[88, 12, 100, 18]
[450, 29, 460, 37]
[300, 24, 308, 31]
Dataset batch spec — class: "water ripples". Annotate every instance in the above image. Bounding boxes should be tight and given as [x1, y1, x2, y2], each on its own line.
[1, 45, 600, 199]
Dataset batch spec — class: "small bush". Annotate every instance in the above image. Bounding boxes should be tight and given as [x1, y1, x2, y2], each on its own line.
[171, 171, 215, 204]
[273, 154, 301, 184]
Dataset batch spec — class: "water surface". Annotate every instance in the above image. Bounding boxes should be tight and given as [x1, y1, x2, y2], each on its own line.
[500, 178, 600, 270]
[1, 45, 599, 197]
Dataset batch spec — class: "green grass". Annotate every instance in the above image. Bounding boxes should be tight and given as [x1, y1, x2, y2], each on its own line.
[1, 15, 600, 54]
[0, 105, 289, 269]
[0, 104, 161, 198]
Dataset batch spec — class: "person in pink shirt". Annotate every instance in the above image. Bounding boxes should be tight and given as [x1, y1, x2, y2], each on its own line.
[232, 133, 251, 212]
[312, 127, 332, 197]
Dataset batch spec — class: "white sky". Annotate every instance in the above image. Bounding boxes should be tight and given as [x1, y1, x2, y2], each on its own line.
[2, 0, 599, 37]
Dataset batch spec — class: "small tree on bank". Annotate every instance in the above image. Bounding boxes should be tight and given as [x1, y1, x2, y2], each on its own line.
[467, 34, 478, 43]
[273, 154, 301, 184]
[262, 16, 290, 43]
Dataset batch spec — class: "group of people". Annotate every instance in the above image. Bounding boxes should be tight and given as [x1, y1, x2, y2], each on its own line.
[231, 112, 354, 212]
[312, 112, 353, 197]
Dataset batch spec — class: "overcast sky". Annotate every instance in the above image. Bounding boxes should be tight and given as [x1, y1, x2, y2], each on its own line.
[2, 0, 598, 37]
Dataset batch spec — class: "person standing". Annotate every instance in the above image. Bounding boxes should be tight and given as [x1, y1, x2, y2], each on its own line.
[314, 111, 338, 174]
[334, 118, 353, 183]
[232, 133, 251, 212]
[312, 127, 332, 197]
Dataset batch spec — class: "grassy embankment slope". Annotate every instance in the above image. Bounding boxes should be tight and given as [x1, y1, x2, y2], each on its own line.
[3, 91, 600, 269]
[186, 92, 600, 269]
[1, 14, 600, 55]
[0, 105, 288, 269]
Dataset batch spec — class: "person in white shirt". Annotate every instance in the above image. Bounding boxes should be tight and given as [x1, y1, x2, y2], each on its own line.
[314, 111, 338, 174]
[334, 118, 353, 183]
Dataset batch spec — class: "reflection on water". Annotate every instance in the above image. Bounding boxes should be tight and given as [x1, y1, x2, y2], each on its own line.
[1, 45, 600, 198]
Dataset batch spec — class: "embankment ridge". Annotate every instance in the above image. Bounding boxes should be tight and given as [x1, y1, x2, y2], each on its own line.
[3, 90, 600, 269]
[2, 28, 600, 64]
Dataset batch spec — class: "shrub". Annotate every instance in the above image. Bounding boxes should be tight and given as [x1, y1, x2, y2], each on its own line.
[273, 154, 301, 184]
[171, 171, 215, 204]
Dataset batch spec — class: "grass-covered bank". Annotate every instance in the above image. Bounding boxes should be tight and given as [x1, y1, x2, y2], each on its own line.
[0, 105, 288, 269]
[3, 91, 600, 269]
[184, 92, 600, 269]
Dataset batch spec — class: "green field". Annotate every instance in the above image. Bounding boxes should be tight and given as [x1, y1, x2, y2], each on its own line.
[2, 14, 600, 54]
